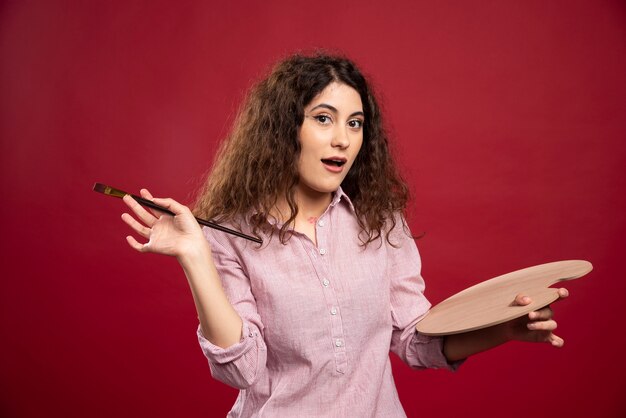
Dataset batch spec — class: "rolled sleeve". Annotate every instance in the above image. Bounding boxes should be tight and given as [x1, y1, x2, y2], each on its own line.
[391, 312, 463, 371]
[196, 226, 268, 389]
[405, 332, 463, 371]
[197, 323, 267, 389]
[387, 215, 463, 372]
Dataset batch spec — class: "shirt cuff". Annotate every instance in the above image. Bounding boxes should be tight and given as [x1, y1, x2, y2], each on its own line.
[196, 323, 262, 364]
[410, 332, 464, 371]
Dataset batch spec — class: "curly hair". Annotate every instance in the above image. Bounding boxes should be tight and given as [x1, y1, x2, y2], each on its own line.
[193, 52, 409, 246]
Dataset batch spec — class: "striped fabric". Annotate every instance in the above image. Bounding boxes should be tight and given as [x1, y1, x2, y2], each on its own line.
[197, 188, 460, 417]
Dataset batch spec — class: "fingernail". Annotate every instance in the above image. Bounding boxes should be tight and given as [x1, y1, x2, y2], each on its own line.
[527, 323, 535, 330]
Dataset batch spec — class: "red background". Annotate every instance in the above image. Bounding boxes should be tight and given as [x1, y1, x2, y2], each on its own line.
[1, 1, 625, 417]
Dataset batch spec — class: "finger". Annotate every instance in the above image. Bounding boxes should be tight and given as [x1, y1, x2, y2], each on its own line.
[123, 194, 157, 227]
[139, 188, 166, 217]
[527, 319, 557, 332]
[549, 333, 564, 348]
[121, 213, 151, 238]
[528, 306, 553, 321]
[140, 188, 154, 200]
[125, 235, 149, 252]
[513, 294, 532, 306]
[151, 197, 190, 216]
[557, 287, 570, 299]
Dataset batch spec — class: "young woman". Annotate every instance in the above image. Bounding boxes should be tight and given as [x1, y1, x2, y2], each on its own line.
[121, 53, 567, 417]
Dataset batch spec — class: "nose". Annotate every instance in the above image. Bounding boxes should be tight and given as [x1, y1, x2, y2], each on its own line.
[331, 125, 350, 149]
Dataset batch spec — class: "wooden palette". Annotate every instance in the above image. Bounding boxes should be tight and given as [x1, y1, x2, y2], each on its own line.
[416, 260, 593, 336]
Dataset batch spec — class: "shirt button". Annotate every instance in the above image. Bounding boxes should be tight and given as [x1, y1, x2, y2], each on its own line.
[330, 307, 337, 315]
[335, 339, 343, 347]
[318, 220, 325, 227]
[322, 279, 330, 287]
[319, 248, 326, 255]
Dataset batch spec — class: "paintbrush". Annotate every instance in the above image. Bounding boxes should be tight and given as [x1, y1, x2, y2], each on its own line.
[93, 182, 262, 244]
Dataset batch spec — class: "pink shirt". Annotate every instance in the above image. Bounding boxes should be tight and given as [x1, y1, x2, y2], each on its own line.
[197, 189, 460, 417]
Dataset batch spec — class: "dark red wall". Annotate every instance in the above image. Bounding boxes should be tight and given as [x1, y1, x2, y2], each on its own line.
[1, 1, 625, 417]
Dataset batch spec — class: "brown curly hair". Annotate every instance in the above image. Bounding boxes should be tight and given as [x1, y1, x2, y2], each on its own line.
[193, 52, 409, 246]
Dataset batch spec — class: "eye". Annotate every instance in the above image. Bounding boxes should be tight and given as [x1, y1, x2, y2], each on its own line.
[313, 114, 332, 125]
[348, 119, 364, 129]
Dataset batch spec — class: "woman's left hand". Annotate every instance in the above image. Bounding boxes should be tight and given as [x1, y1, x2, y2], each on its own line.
[443, 288, 570, 361]
[501, 288, 570, 347]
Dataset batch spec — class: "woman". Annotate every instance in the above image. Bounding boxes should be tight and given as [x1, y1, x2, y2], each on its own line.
[121, 53, 567, 417]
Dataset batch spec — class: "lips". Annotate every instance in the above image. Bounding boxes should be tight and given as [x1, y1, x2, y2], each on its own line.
[320, 157, 347, 167]
[321, 157, 347, 174]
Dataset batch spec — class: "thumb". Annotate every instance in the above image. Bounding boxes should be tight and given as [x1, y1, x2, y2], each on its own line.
[512, 294, 532, 306]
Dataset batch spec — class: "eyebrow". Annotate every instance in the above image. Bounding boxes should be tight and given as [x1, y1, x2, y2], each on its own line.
[309, 103, 365, 118]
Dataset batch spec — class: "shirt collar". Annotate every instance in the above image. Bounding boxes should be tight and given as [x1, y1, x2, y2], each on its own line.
[331, 186, 356, 213]
[262, 187, 355, 228]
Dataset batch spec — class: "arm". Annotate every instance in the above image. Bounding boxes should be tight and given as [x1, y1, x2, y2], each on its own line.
[121, 189, 241, 348]
[387, 217, 461, 370]
[386, 215, 568, 369]
[442, 289, 569, 362]
[122, 189, 267, 388]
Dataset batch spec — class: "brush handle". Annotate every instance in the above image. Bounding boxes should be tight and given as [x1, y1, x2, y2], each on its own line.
[93, 182, 262, 244]
[130, 194, 262, 244]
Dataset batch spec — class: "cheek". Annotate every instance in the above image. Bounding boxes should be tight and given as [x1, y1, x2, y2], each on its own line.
[352, 136, 364, 158]
[298, 128, 314, 155]
[299, 136, 324, 160]
[356, 135, 364, 151]
[297, 148, 316, 175]
[298, 144, 314, 166]
[347, 140, 364, 170]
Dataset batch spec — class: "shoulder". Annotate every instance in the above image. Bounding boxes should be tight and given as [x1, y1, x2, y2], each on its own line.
[202, 216, 260, 256]
[383, 212, 414, 247]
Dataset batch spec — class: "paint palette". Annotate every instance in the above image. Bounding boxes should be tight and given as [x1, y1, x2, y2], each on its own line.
[416, 260, 593, 336]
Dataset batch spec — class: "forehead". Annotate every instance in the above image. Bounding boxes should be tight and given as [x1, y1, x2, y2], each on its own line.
[306, 82, 362, 110]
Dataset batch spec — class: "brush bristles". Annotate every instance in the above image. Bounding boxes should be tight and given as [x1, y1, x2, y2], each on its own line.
[93, 183, 127, 198]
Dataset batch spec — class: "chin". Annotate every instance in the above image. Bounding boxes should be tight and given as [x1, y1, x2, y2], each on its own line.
[312, 185, 340, 194]
[298, 180, 342, 196]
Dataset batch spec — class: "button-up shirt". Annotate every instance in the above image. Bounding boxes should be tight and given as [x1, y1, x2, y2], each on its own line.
[197, 188, 459, 417]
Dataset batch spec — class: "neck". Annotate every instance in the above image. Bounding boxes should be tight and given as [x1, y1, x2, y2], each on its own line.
[275, 186, 333, 223]
[295, 187, 332, 219]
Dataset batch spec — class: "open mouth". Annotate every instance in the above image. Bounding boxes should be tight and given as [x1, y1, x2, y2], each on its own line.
[321, 158, 346, 167]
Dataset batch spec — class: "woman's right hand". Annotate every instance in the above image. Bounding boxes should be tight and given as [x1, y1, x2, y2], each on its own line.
[121, 188, 207, 259]
[122, 189, 243, 348]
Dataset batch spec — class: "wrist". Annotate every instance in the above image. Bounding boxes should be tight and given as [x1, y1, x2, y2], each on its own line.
[493, 321, 515, 344]
[177, 237, 212, 267]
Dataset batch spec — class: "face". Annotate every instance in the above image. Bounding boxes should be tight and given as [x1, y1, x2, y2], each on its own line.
[296, 82, 364, 200]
